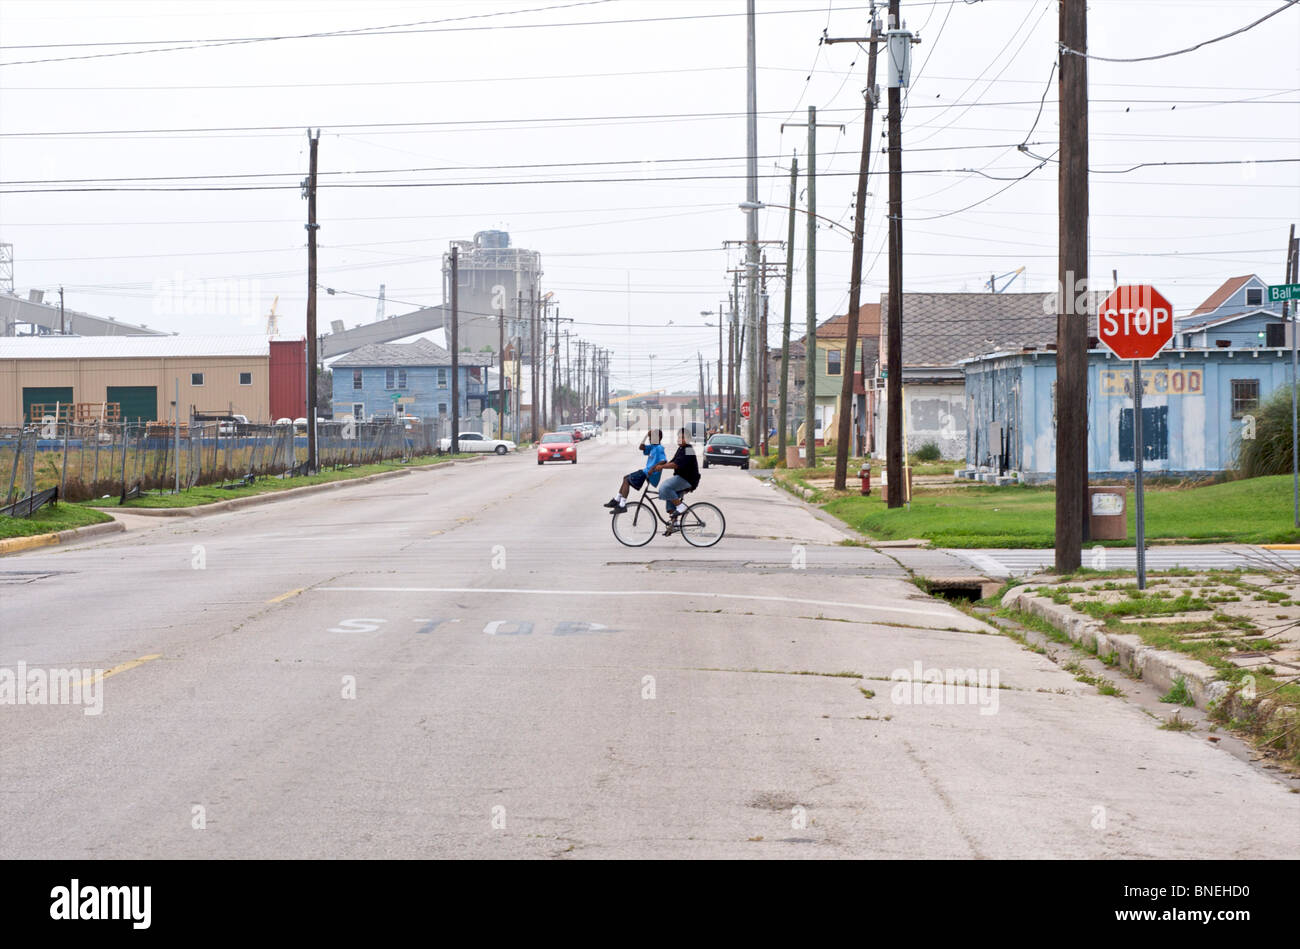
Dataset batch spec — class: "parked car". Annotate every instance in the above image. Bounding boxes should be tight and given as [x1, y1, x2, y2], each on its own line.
[537, 431, 577, 465]
[438, 432, 516, 454]
[703, 433, 751, 469]
[558, 424, 584, 441]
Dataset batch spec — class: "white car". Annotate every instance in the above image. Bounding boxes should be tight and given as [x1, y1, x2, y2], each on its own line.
[439, 431, 516, 455]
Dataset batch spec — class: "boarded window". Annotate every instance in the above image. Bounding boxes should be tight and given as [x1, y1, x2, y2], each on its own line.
[1231, 379, 1260, 418]
[352, 370, 363, 390]
[1118, 406, 1169, 461]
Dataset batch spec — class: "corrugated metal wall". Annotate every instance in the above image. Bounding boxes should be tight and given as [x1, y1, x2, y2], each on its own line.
[269, 339, 306, 421]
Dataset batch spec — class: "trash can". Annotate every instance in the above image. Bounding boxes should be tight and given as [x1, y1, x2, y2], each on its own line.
[1088, 485, 1127, 540]
[880, 466, 913, 504]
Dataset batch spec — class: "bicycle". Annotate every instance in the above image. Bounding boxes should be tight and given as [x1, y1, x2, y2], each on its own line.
[610, 483, 726, 548]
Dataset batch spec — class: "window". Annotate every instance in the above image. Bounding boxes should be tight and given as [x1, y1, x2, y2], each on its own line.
[826, 349, 842, 376]
[398, 369, 407, 389]
[437, 403, 448, 416]
[385, 369, 406, 390]
[1232, 379, 1260, 418]
[437, 368, 448, 389]
[352, 403, 364, 420]
[1246, 287, 1263, 307]
[352, 370, 363, 390]
[191, 372, 204, 387]
[1266, 323, 1286, 347]
[239, 371, 252, 386]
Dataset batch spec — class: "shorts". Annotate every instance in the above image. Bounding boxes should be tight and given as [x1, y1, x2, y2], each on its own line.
[626, 469, 657, 490]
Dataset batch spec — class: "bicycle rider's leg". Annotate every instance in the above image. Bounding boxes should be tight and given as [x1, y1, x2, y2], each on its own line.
[606, 469, 646, 509]
[659, 475, 689, 516]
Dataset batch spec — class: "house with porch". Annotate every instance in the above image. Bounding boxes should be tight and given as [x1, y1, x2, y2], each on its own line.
[330, 339, 494, 423]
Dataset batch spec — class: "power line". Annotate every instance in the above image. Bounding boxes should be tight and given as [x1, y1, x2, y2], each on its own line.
[1060, 0, 1300, 63]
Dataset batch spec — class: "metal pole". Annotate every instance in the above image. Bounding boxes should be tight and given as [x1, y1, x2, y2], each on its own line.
[499, 306, 506, 440]
[779, 155, 797, 461]
[1134, 360, 1146, 590]
[174, 377, 181, 493]
[1287, 225, 1298, 527]
[745, 0, 760, 451]
[305, 129, 320, 474]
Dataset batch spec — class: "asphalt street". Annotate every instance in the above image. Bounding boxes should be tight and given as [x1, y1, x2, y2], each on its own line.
[2, 436, 1298, 858]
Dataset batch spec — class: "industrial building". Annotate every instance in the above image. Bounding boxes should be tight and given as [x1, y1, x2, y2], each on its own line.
[1, 290, 166, 338]
[0, 335, 305, 426]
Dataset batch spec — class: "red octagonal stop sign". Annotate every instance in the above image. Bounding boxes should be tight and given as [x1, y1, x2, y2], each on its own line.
[1098, 284, 1174, 360]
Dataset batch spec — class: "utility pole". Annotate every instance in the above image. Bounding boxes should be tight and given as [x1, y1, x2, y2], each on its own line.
[498, 306, 505, 440]
[760, 252, 769, 454]
[779, 155, 798, 461]
[304, 128, 320, 473]
[783, 107, 843, 465]
[828, 6, 881, 489]
[1055, 0, 1089, 568]
[1286, 223, 1299, 527]
[729, 281, 738, 431]
[530, 286, 539, 442]
[698, 352, 706, 430]
[745, 0, 761, 451]
[450, 246, 460, 454]
[884, 5, 914, 507]
[540, 298, 548, 431]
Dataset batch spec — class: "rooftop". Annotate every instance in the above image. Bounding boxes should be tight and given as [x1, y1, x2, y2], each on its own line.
[0, 334, 283, 359]
[332, 338, 495, 368]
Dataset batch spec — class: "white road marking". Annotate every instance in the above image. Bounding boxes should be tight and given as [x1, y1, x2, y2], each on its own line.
[315, 586, 958, 619]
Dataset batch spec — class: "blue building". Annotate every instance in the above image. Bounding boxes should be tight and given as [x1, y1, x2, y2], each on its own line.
[1176, 274, 1289, 349]
[330, 339, 494, 422]
[962, 346, 1296, 482]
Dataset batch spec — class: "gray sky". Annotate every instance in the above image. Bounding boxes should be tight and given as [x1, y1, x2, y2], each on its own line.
[1, 0, 1297, 394]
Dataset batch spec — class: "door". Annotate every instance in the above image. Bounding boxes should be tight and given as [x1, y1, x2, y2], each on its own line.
[1119, 406, 1169, 462]
[107, 385, 158, 423]
[22, 386, 73, 424]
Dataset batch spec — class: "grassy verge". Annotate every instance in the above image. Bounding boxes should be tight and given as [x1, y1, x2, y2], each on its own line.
[820, 474, 1300, 548]
[81, 453, 474, 509]
[0, 503, 114, 539]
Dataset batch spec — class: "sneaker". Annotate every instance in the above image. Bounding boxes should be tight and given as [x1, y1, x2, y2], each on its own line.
[603, 497, 622, 509]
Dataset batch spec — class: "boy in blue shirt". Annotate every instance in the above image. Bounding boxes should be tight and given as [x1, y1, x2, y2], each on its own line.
[604, 429, 666, 512]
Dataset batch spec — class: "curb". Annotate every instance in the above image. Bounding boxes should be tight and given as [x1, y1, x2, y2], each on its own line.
[0, 519, 125, 557]
[92, 455, 488, 518]
[1000, 584, 1229, 710]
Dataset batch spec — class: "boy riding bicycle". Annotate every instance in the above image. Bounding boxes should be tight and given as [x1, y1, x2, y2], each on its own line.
[604, 429, 666, 512]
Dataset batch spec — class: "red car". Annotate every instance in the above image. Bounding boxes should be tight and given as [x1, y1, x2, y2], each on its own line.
[537, 431, 578, 465]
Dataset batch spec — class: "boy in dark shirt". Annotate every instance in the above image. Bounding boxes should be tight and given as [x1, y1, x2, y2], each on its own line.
[652, 428, 702, 532]
[604, 429, 666, 511]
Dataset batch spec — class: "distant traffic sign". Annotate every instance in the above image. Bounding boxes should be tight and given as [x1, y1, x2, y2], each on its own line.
[1098, 285, 1174, 361]
[740, 400, 751, 419]
[1270, 283, 1300, 303]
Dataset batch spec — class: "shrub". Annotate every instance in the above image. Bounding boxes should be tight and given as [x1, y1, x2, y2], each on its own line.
[914, 441, 942, 462]
[1237, 384, 1300, 478]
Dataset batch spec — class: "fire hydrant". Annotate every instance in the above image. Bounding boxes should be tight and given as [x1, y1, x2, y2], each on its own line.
[859, 463, 872, 496]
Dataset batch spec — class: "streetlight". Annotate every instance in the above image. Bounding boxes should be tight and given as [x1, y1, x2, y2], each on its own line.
[740, 201, 857, 237]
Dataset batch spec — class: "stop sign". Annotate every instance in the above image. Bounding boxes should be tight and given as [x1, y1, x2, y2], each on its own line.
[1098, 285, 1174, 360]
[740, 400, 751, 419]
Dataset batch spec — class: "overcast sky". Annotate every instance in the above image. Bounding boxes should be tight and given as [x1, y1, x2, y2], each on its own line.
[1, 0, 1297, 393]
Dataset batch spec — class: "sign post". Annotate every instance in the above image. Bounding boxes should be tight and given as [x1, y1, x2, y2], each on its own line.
[1097, 285, 1174, 590]
[1272, 283, 1300, 529]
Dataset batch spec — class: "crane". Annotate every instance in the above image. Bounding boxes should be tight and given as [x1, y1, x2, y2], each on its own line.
[265, 295, 280, 335]
[985, 267, 1025, 293]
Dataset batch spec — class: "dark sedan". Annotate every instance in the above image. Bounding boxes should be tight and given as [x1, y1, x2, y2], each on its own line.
[703, 434, 751, 469]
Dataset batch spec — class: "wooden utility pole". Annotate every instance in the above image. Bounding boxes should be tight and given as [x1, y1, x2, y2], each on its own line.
[885, 4, 904, 507]
[1055, 0, 1090, 569]
[830, 9, 880, 489]
[728, 282, 738, 431]
[717, 303, 725, 430]
[778, 155, 797, 461]
[760, 252, 769, 454]
[530, 287, 539, 442]
[498, 306, 505, 439]
[305, 129, 320, 472]
[450, 246, 460, 454]
[540, 299, 548, 431]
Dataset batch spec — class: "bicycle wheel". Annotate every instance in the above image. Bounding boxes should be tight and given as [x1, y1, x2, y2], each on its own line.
[679, 501, 725, 547]
[611, 501, 657, 547]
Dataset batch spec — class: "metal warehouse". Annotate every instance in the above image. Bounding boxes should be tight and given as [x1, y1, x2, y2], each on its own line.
[0, 335, 305, 426]
[962, 346, 1296, 482]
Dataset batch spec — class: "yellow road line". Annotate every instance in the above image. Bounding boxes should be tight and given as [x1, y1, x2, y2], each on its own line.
[266, 586, 307, 604]
[1259, 544, 1300, 550]
[72, 653, 162, 689]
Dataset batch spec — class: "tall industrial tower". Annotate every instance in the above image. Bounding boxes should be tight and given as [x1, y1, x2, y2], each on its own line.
[441, 230, 542, 356]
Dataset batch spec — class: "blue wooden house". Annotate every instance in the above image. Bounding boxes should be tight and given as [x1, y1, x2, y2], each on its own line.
[1176, 274, 1290, 349]
[330, 339, 494, 422]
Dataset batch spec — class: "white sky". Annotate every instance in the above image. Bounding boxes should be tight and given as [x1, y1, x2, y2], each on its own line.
[0, 0, 1297, 394]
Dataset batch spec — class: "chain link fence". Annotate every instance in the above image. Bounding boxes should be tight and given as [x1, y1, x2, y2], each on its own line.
[1, 415, 462, 506]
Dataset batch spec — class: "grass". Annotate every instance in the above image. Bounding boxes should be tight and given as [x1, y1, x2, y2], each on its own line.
[821, 474, 1300, 548]
[0, 502, 113, 539]
[1161, 676, 1196, 707]
[81, 453, 472, 509]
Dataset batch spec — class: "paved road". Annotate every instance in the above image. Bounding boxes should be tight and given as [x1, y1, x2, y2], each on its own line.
[2, 437, 1298, 858]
